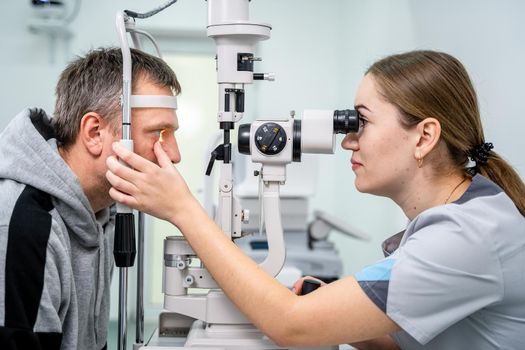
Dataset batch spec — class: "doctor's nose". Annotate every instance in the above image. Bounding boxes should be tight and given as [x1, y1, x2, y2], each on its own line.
[341, 132, 359, 151]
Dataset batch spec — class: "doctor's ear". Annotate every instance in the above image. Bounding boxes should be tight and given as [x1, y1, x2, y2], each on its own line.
[414, 117, 441, 159]
[78, 112, 108, 156]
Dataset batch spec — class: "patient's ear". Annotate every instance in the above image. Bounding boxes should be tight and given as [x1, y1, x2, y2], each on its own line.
[414, 117, 441, 159]
[78, 112, 107, 156]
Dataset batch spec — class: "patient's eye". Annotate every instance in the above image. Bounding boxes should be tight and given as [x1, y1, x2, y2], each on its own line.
[158, 129, 166, 143]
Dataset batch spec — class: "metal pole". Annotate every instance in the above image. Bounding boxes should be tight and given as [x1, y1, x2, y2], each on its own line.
[118, 268, 128, 350]
[136, 212, 145, 345]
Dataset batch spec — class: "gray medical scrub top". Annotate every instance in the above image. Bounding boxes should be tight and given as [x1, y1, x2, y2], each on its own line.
[354, 174, 525, 349]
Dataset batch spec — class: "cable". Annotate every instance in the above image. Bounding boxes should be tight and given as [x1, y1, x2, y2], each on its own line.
[127, 28, 163, 58]
[63, 0, 81, 24]
[124, 0, 178, 19]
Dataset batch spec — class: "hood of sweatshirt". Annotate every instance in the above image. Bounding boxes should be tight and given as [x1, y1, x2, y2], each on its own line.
[0, 108, 108, 247]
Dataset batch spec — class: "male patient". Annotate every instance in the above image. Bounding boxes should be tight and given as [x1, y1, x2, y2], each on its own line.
[0, 47, 181, 350]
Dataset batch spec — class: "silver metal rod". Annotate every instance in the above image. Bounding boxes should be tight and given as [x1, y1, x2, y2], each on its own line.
[118, 268, 128, 350]
[136, 212, 145, 344]
[122, 80, 132, 140]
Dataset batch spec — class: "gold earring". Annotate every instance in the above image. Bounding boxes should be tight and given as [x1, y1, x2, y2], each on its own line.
[417, 157, 423, 168]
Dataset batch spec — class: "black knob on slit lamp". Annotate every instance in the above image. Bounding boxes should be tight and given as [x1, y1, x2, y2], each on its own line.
[300, 279, 322, 295]
[113, 212, 136, 267]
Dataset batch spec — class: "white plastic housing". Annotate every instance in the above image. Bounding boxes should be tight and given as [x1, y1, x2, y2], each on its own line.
[207, 25, 271, 84]
[249, 118, 294, 166]
[301, 109, 336, 154]
[207, 0, 271, 84]
[207, 0, 249, 25]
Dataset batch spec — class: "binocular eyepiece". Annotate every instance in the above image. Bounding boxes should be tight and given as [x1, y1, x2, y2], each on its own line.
[333, 109, 360, 134]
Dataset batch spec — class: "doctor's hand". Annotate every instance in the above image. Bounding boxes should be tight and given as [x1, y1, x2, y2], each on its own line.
[291, 276, 326, 295]
[106, 141, 197, 225]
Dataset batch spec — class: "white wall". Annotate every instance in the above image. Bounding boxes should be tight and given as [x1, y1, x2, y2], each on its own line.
[409, 0, 525, 177]
[1, 0, 524, 276]
[0, 0, 208, 128]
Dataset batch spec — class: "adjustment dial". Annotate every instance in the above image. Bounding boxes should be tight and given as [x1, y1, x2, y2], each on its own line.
[254, 122, 287, 155]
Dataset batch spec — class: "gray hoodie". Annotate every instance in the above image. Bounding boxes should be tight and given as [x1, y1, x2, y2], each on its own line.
[0, 108, 114, 350]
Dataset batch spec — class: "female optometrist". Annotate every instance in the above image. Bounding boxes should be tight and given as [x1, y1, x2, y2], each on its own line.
[105, 50, 525, 350]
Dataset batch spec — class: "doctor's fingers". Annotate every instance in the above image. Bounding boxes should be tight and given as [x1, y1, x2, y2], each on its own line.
[106, 168, 139, 197]
[292, 277, 309, 294]
[106, 155, 144, 183]
[108, 186, 139, 209]
[154, 141, 175, 168]
[112, 142, 157, 173]
[292, 276, 326, 294]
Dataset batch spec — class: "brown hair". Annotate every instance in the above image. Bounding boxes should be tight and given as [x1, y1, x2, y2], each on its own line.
[367, 50, 525, 216]
[53, 47, 181, 148]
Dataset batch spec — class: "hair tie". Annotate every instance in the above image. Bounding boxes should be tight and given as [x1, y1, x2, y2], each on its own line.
[468, 142, 493, 165]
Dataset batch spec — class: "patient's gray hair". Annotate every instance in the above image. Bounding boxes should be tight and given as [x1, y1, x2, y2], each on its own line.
[53, 47, 181, 148]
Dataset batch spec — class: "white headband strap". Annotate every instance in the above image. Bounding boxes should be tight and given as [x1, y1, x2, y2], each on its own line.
[130, 95, 178, 109]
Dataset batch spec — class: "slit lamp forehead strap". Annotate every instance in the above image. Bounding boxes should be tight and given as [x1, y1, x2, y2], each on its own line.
[130, 95, 177, 109]
[130, 95, 179, 128]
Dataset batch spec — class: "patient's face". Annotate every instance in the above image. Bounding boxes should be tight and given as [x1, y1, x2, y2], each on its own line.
[130, 78, 181, 165]
[104, 76, 181, 166]
[91, 76, 181, 211]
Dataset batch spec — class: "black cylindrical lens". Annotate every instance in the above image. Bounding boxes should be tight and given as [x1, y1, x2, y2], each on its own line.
[292, 119, 301, 162]
[333, 109, 359, 134]
[238, 124, 251, 155]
